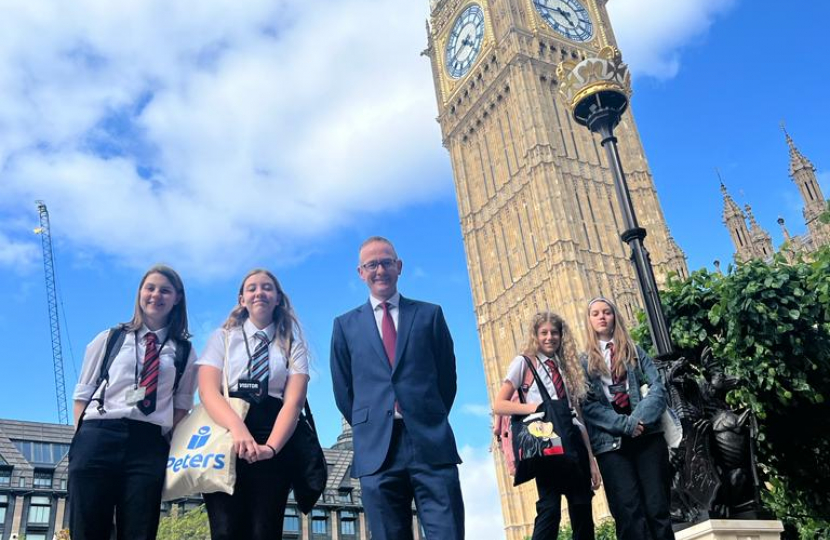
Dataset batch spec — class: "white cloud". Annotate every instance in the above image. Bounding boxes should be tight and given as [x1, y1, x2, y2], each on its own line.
[0, 230, 39, 270]
[0, 0, 447, 278]
[0, 0, 737, 276]
[607, 0, 738, 79]
[462, 403, 492, 418]
[459, 445, 505, 540]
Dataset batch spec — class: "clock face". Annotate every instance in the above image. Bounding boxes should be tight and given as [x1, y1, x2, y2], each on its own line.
[533, 0, 593, 42]
[445, 4, 485, 79]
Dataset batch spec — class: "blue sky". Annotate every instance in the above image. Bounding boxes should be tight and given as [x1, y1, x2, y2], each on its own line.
[1, 0, 828, 535]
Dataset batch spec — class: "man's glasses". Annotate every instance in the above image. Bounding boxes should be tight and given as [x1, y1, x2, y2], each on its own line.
[361, 258, 398, 272]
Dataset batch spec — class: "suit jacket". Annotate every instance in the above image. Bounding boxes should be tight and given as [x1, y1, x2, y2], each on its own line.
[330, 295, 461, 478]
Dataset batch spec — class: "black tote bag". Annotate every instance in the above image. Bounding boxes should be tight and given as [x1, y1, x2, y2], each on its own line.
[285, 401, 328, 514]
[511, 356, 583, 486]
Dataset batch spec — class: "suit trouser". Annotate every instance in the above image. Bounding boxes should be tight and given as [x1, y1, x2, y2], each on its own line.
[596, 433, 674, 540]
[360, 420, 465, 540]
[204, 397, 293, 540]
[532, 455, 595, 540]
[68, 418, 169, 540]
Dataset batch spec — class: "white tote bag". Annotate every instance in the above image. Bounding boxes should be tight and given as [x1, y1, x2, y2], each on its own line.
[640, 383, 683, 449]
[162, 331, 250, 501]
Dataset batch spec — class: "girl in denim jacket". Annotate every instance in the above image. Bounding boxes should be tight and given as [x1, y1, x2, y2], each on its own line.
[581, 298, 673, 540]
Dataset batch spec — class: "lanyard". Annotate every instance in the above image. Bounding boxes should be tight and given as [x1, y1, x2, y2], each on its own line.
[241, 326, 271, 377]
[133, 331, 170, 388]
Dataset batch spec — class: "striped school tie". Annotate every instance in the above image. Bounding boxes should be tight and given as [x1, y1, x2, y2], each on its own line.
[608, 342, 631, 412]
[138, 332, 160, 415]
[544, 358, 567, 402]
[250, 331, 270, 387]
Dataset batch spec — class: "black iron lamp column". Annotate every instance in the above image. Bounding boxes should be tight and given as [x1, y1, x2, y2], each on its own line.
[557, 47, 674, 358]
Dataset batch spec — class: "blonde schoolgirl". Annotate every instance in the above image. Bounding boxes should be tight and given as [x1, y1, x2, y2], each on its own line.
[197, 268, 309, 540]
[581, 297, 673, 540]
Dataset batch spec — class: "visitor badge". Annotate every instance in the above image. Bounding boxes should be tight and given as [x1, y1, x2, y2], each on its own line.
[125, 386, 146, 406]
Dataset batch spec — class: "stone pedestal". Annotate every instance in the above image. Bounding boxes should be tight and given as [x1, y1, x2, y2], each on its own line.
[675, 520, 784, 540]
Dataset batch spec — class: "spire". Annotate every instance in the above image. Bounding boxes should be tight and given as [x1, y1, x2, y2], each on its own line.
[777, 216, 792, 241]
[744, 204, 760, 230]
[782, 123, 814, 175]
[718, 170, 744, 221]
[332, 417, 353, 451]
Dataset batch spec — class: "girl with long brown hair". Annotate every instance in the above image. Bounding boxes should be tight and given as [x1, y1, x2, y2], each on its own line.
[197, 268, 310, 540]
[581, 297, 673, 540]
[69, 264, 197, 540]
[493, 311, 601, 540]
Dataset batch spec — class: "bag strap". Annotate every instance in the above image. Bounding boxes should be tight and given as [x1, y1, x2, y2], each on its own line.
[222, 329, 234, 403]
[515, 356, 535, 404]
[523, 355, 555, 404]
[172, 339, 192, 392]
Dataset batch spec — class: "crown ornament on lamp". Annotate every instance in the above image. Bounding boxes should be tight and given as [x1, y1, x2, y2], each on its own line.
[556, 46, 631, 128]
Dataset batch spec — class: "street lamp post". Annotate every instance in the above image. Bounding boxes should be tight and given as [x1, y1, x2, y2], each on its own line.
[557, 47, 674, 358]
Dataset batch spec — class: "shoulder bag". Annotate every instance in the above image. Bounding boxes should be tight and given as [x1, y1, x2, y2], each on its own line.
[162, 330, 250, 501]
[511, 356, 582, 486]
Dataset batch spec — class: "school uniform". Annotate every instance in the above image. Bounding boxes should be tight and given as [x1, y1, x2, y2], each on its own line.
[196, 319, 309, 540]
[69, 325, 198, 540]
[505, 354, 594, 540]
[581, 340, 673, 540]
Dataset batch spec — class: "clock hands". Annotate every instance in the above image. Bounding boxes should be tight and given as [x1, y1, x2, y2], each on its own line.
[553, 7, 575, 27]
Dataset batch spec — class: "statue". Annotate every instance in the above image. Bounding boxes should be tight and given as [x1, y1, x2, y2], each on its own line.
[659, 348, 764, 524]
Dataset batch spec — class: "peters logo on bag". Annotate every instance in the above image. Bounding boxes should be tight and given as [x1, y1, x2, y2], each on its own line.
[167, 425, 227, 473]
[188, 426, 212, 450]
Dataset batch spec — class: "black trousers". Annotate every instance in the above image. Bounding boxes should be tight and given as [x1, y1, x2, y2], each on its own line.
[68, 418, 169, 540]
[596, 433, 673, 540]
[204, 397, 293, 540]
[532, 452, 595, 540]
[359, 420, 465, 540]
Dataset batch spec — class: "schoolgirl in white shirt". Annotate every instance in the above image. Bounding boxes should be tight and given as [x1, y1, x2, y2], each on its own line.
[69, 264, 197, 540]
[197, 268, 310, 540]
[493, 312, 601, 540]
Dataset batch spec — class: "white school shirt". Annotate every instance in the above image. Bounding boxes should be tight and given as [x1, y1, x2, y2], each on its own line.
[598, 338, 629, 402]
[369, 292, 400, 335]
[504, 353, 583, 428]
[73, 325, 198, 432]
[505, 353, 567, 403]
[196, 319, 310, 399]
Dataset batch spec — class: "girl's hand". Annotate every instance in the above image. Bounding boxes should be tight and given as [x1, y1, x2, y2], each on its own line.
[632, 421, 645, 437]
[589, 457, 602, 490]
[254, 444, 276, 461]
[230, 424, 257, 462]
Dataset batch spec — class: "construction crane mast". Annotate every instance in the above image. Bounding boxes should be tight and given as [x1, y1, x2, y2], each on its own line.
[34, 201, 69, 425]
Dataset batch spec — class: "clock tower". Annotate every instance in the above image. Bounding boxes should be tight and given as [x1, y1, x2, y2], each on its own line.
[425, 0, 687, 537]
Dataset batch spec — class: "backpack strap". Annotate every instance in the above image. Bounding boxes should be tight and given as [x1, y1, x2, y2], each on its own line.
[172, 339, 192, 393]
[93, 325, 128, 413]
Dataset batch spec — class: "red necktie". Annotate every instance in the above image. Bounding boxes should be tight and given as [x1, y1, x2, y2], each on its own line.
[381, 302, 397, 366]
[608, 342, 631, 411]
[138, 332, 160, 415]
[544, 359, 567, 402]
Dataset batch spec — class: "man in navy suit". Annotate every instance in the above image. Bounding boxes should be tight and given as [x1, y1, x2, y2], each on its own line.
[330, 236, 465, 540]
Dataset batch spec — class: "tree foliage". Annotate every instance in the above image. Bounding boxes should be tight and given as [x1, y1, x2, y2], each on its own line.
[633, 246, 830, 539]
[156, 504, 211, 540]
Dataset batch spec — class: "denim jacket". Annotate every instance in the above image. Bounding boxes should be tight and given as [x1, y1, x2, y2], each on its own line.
[580, 345, 667, 455]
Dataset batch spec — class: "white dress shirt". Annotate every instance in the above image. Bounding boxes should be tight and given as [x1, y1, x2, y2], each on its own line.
[73, 325, 198, 432]
[504, 353, 583, 427]
[196, 319, 310, 400]
[598, 338, 629, 402]
[505, 353, 567, 403]
[369, 292, 400, 336]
